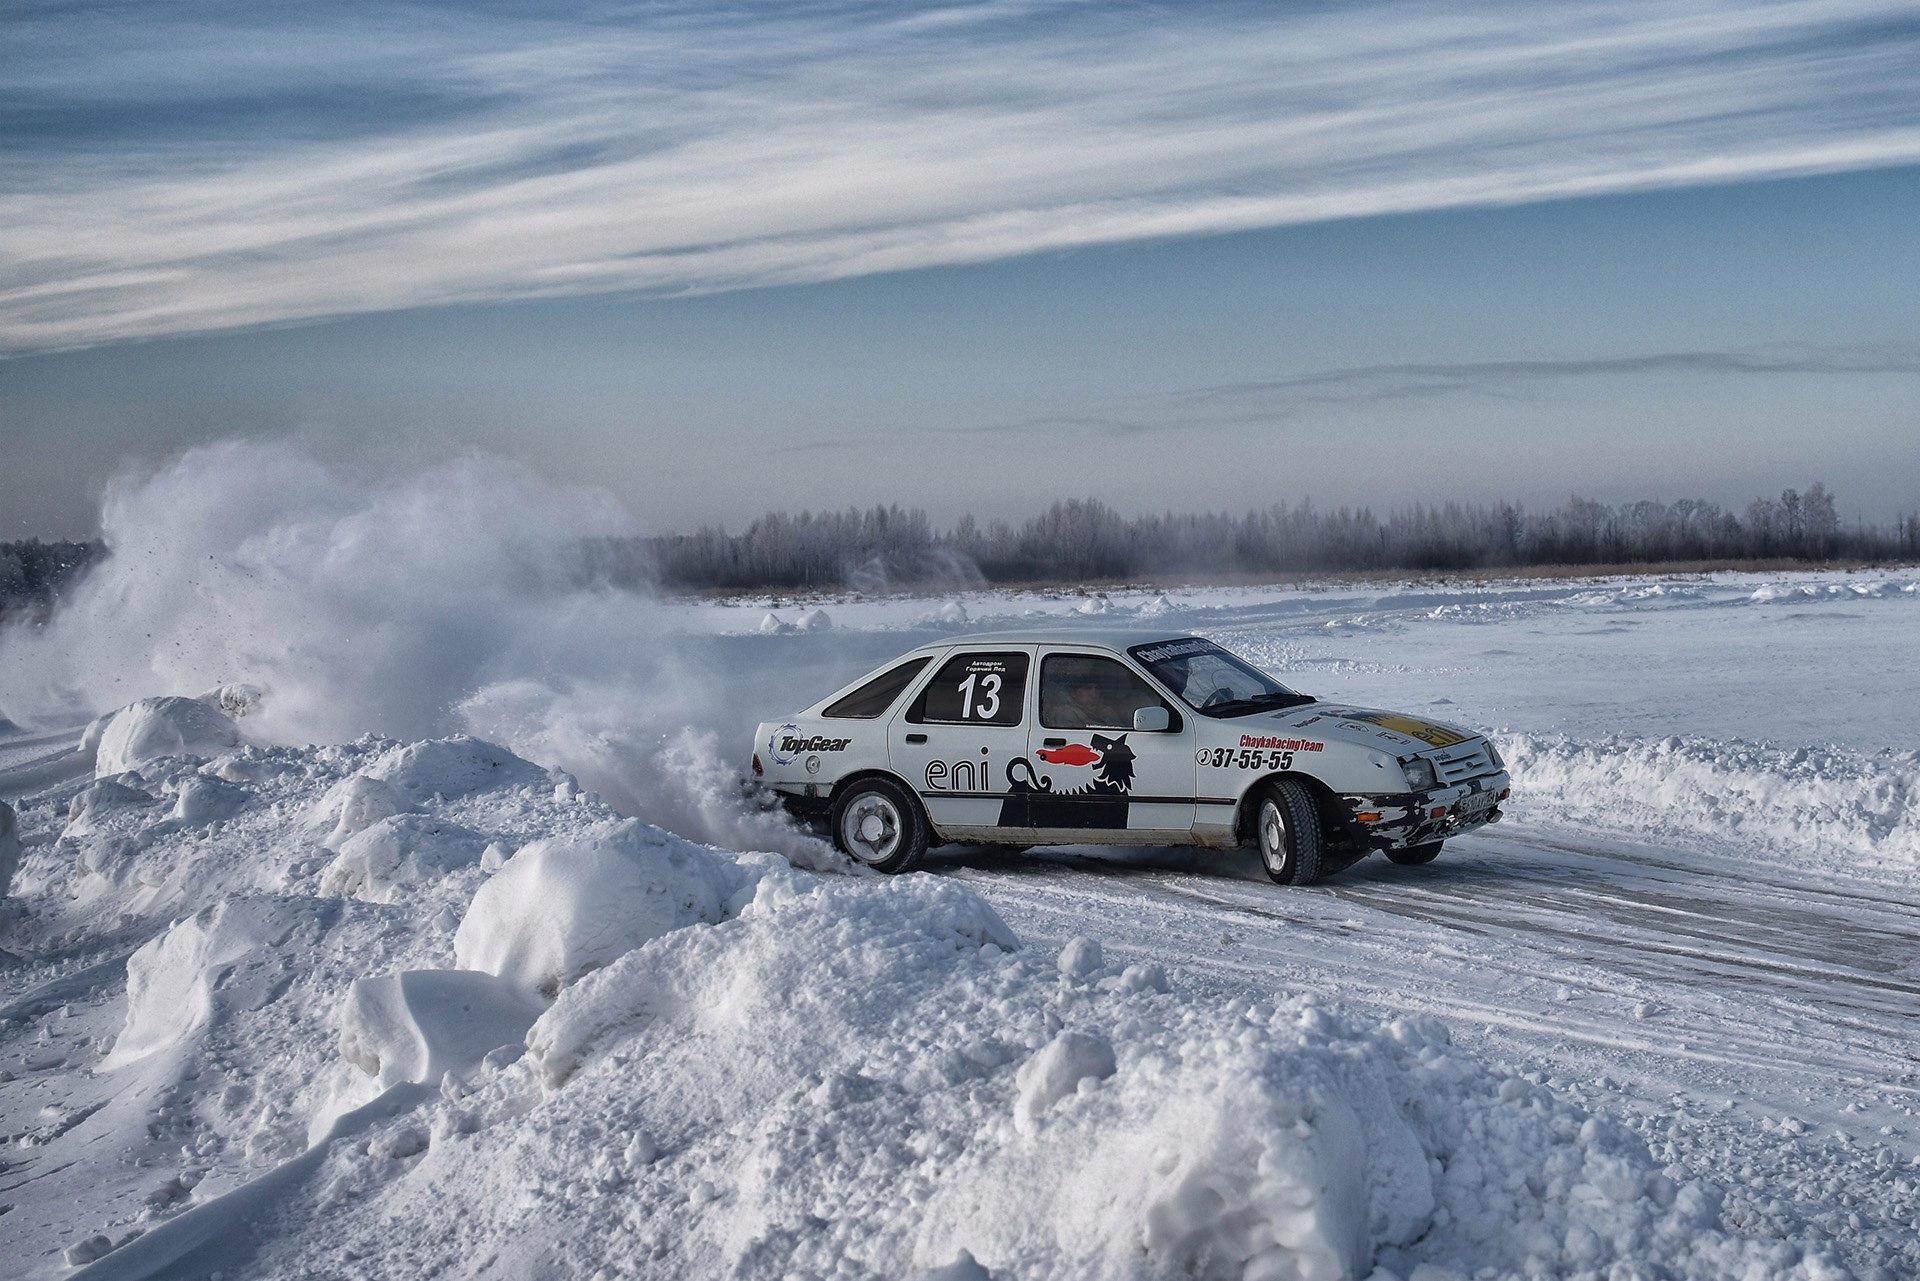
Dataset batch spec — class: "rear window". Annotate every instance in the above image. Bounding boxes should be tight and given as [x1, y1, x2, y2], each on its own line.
[909, 651, 1029, 727]
[821, 657, 932, 719]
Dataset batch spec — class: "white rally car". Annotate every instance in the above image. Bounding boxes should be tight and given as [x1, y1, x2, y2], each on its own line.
[751, 630, 1510, 884]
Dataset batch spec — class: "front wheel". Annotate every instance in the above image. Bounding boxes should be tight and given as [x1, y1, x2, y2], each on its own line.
[1252, 780, 1326, 885]
[830, 777, 928, 873]
[1385, 840, 1443, 866]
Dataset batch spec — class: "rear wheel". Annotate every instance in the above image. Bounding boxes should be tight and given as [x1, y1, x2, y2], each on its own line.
[830, 777, 928, 873]
[1252, 780, 1325, 885]
[1385, 840, 1443, 866]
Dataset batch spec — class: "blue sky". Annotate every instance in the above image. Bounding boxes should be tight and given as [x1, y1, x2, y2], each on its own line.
[3, 0, 1918, 536]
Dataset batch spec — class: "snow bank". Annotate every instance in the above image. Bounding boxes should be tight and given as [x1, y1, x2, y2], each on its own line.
[0, 711, 1861, 1280]
[273, 858, 1841, 1281]
[94, 697, 240, 777]
[1508, 732, 1920, 876]
[454, 819, 754, 998]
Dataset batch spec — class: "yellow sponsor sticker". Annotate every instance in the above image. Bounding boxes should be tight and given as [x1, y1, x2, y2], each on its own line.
[1336, 710, 1471, 748]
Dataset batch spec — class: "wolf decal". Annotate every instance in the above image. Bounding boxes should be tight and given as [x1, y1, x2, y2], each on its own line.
[997, 733, 1135, 829]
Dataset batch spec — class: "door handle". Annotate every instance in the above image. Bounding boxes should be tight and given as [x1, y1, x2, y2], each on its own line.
[905, 733, 928, 744]
[1043, 738, 1066, 747]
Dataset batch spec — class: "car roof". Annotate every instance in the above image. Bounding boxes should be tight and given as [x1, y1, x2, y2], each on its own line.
[904, 627, 1200, 654]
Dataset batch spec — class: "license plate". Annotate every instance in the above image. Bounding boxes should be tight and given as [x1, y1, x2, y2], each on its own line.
[1457, 790, 1494, 819]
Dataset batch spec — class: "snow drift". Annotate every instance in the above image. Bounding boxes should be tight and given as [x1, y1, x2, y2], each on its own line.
[1507, 732, 1920, 879]
[0, 722, 1850, 1280]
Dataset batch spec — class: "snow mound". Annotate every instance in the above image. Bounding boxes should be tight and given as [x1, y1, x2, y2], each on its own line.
[795, 607, 832, 632]
[339, 969, 543, 1089]
[364, 735, 545, 803]
[1013, 1028, 1116, 1125]
[1748, 580, 1910, 603]
[105, 896, 315, 1070]
[309, 773, 410, 849]
[171, 775, 251, 826]
[65, 777, 157, 835]
[935, 599, 969, 624]
[325, 865, 1822, 1281]
[320, 813, 488, 903]
[454, 818, 754, 998]
[94, 697, 241, 777]
[1507, 732, 1920, 875]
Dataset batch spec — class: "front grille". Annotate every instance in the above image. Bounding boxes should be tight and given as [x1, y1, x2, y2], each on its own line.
[1432, 740, 1497, 784]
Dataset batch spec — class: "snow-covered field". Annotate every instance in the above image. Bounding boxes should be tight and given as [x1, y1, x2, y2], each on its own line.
[3, 450, 1918, 1280]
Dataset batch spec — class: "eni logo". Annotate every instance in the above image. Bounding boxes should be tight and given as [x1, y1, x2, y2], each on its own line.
[925, 747, 992, 791]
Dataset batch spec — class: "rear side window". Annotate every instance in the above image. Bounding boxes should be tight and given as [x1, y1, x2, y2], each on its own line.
[909, 652, 1029, 727]
[821, 657, 932, 719]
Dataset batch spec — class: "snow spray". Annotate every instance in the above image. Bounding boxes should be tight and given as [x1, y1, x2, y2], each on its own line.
[0, 440, 833, 863]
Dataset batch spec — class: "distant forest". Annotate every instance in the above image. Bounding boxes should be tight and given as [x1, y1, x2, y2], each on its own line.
[0, 539, 101, 622]
[636, 484, 1920, 591]
[7, 487, 1920, 611]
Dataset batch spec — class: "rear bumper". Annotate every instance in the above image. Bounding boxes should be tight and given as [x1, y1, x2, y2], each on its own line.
[770, 782, 834, 825]
[1337, 770, 1511, 850]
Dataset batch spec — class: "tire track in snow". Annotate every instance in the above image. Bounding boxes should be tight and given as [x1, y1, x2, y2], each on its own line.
[935, 826, 1920, 1101]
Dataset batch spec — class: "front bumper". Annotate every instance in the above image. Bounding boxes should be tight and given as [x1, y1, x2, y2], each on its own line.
[1337, 769, 1511, 850]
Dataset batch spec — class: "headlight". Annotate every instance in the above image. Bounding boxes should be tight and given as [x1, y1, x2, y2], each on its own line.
[1401, 757, 1438, 791]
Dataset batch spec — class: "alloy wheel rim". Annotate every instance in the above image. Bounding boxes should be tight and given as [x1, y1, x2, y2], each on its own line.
[1260, 800, 1289, 873]
[845, 795, 900, 862]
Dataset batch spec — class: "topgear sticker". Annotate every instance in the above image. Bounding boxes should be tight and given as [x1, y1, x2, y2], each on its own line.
[766, 724, 851, 766]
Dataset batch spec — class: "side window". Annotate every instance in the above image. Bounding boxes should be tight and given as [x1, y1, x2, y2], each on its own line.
[1040, 654, 1178, 731]
[822, 657, 932, 719]
[909, 652, 1029, 727]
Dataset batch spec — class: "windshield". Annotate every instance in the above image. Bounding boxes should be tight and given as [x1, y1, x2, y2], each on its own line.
[1128, 638, 1316, 718]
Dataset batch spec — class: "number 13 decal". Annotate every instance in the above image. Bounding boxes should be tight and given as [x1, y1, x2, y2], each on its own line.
[957, 672, 1002, 719]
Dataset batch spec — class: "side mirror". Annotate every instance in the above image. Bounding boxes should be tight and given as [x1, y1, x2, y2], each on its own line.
[1133, 705, 1171, 732]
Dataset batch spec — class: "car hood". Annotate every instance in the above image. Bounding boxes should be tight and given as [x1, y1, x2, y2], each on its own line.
[1249, 703, 1480, 754]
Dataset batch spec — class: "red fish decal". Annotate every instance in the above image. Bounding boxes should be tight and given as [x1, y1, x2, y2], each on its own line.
[1037, 743, 1100, 766]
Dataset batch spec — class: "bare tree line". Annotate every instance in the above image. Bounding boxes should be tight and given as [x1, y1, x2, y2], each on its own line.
[7, 487, 1916, 611]
[639, 484, 1920, 590]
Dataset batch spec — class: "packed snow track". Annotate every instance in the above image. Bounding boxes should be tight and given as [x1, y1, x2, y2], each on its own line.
[3, 563, 1918, 1281]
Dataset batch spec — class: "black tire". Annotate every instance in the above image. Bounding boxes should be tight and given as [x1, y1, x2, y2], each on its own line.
[1385, 840, 1444, 866]
[830, 777, 928, 873]
[1251, 780, 1325, 885]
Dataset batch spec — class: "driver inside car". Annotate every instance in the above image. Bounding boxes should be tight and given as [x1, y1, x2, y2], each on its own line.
[1050, 674, 1112, 728]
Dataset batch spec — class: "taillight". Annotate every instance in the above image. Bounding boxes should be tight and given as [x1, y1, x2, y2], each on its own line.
[752, 754, 764, 776]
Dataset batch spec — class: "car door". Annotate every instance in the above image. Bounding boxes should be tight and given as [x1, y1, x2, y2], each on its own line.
[887, 647, 1037, 839]
[1021, 648, 1194, 841]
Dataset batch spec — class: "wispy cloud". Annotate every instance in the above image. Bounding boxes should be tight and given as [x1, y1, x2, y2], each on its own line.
[1179, 344, 1920, 416]
[5, 0, 1920, 350]
[768, 343, 1920, 449]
